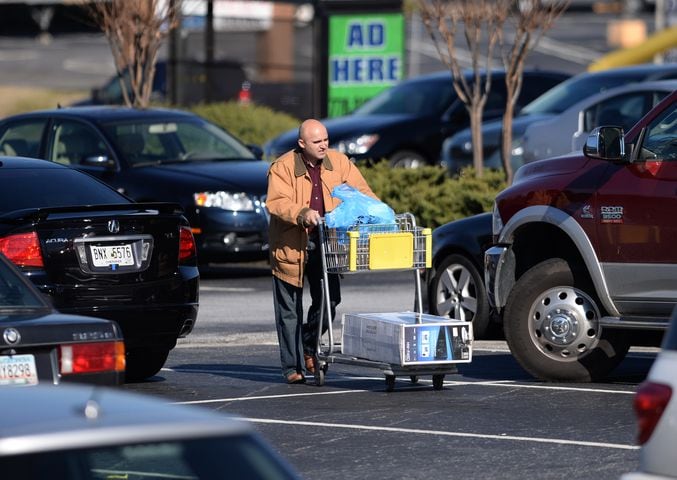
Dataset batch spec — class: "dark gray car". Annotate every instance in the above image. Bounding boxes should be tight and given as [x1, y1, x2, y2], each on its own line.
[0, 383, 301, 479]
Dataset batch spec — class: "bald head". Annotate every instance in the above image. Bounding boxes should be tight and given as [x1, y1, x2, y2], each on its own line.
[298, 119, 329, 164]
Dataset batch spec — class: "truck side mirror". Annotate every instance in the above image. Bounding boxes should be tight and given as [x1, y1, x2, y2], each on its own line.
[583, 126, 625, 161]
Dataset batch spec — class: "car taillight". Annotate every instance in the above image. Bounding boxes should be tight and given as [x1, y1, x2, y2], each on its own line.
[179, 225, 197, 263]
[0, 231, 44, 267]
[59, 341, 126, 375]
[634, 381, 672, 445]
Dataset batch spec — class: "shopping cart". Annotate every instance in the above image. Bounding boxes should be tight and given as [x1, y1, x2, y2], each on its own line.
[312, 212, 473, 391]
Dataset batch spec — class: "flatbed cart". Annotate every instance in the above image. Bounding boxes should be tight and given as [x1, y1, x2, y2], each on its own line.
[312, 212, 473, 392]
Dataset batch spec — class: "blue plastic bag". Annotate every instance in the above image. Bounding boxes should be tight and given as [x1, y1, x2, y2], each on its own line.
[325, 184, 396, 228]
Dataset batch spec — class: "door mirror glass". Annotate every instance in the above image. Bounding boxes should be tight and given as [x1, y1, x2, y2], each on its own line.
[583, 126, 624, 161]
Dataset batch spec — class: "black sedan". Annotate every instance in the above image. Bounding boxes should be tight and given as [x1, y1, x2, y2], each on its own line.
[0, 157, 199, 381]
[0, 106, 269, 265]
[426, 212, 495, 339]
[0, 252, 125, 386]
[264, 69, 569, 168]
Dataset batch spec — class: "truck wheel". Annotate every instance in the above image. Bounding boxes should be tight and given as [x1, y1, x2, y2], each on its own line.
[430, 254, 490, 338]
[503, 258, 629, 382]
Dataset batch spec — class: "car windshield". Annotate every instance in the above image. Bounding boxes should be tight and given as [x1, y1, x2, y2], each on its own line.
[352, 78, 454, 116]
[102, 119, 255, 167]
[0, 259, 46, 310]
[520, 73, 647, 116]
[0, 169, 127, 214]
[0, 435, 298, 480]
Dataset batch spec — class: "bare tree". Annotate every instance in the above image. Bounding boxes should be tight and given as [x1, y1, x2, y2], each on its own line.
[418, 0, 510, 178]
[499, 0, 568, 184]
[85, 0, 181, 108]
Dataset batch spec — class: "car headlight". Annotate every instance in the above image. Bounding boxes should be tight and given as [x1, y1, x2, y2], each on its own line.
[336, 134, 379, 155]
[492, 202, 504, 237]
[194, 191, 255, 211]
[511, 141, 524, 157]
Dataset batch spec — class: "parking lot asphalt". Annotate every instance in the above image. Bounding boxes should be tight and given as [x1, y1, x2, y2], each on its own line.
[122, 272, 656, 480]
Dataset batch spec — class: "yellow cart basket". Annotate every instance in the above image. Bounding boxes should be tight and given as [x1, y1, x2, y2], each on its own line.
[320, 213, 432, 273]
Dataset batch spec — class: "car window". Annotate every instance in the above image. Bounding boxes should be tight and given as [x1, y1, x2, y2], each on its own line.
[352, 78, 454, 116]
[0, 259, 46, 309]
[102, 119, 255, 166]
[0, 120, 46, 158]
[637, 104, 677, 161]
[584, 92, 650, 132]
[484, 83, 508, 115]
[520, 71, 648, 116]
[0, 435, 297, 480]
[518, 75, 566, 109]
[50, 121, 113, 166]
[0, 169, 127, 213]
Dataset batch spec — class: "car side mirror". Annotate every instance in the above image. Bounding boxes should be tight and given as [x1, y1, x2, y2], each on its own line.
[82, 155, 114, 169]
[247, 144, 264, 160]
[583, 126, 625, 162]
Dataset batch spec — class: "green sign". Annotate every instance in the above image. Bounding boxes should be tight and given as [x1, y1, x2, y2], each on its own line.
[328, 12, 404, 117]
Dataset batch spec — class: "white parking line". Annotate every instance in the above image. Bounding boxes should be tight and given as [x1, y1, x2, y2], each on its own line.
[174, 389, 368, 404]
[243, 417, 639, 451]
[162, 367, 636, 394]
[167, 370, 639, 451]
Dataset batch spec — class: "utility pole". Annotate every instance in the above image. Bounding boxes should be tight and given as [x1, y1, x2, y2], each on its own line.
[169, 0, 180, 105]
[205, 0, 215, 103]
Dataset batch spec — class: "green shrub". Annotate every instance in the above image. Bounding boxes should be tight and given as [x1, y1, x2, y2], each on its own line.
[361, 163, 506, 229]
[190, 101, 299, 146]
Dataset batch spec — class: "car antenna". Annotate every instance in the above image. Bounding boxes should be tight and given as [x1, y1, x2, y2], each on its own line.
[81, 388, 102, 420]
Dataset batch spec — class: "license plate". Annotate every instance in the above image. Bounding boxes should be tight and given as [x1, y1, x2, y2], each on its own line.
[90, 244, 135, 267]
[0, 354, 38, 386]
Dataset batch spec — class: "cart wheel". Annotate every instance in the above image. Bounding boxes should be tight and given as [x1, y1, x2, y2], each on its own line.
[385, 374, 396, 392]
[315, 365, 325, 386]
[409, 375, 419, 384]
[432, 374, 445, 390]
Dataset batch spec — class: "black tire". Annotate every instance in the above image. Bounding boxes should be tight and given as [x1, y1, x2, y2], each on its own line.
[125, 348, 170, 383]
[385, 374, 396, 392]
[503, 258, 630, 382]
[388, 150, 426, 168]
[315, 366, 325, 386]
[432, 374, 445, 390]
[430, 254, 490, 338]
[409, 375, 419, 384]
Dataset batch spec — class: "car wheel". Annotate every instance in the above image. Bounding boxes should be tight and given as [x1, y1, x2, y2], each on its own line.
[503, 258, 630, 382]
[430, 254, 490, 338]
[125, 348, 170, 382]
[388, 150, 426, 168]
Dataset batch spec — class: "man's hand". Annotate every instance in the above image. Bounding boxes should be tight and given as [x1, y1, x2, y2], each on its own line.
[302, 209, 321, 227]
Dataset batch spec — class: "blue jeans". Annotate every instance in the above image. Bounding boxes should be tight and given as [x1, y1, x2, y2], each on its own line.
[272, 244, 341, 377]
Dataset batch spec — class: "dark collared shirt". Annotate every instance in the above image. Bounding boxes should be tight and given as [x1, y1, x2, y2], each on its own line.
[306, 160, 325, 217]
[306, 159, 324, 237]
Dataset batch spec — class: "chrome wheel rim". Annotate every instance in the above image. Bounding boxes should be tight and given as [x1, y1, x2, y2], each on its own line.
[528, 286, 601, 362]
[435, 263, 477, 322]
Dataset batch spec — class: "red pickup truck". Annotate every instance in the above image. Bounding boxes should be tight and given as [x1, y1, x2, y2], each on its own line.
[485, 90, 677, 382]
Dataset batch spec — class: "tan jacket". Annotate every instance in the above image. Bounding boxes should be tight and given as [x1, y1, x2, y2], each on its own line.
[266, 148, 377, 287]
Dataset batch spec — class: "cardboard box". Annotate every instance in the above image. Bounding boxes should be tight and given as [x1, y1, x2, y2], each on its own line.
[341, 312, 472, 366]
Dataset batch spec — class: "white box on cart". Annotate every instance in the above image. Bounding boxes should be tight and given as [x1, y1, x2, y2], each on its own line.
[341, 312, 473, 366]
